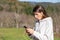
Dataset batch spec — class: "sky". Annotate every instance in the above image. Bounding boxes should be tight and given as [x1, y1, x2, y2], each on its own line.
[18, 0, 60, 3]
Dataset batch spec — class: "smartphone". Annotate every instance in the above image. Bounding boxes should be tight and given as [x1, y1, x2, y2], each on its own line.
[24, 26, 27, 28]
[24, 26, 31, 36]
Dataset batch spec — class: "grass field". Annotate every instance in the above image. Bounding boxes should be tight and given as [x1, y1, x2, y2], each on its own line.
[0, 28, 60, 40]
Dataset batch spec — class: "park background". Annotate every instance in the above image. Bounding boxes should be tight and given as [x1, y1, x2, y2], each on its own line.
[0, 0, 60, 40]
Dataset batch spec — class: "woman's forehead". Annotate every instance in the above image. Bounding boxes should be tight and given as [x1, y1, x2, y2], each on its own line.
[33, 12, 41, 14]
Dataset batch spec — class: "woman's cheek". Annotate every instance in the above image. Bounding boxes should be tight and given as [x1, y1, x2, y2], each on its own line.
[35, 15, 37, 18]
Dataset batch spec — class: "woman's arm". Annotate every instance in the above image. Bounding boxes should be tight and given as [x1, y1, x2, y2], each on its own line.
[32, 20, 54, 40]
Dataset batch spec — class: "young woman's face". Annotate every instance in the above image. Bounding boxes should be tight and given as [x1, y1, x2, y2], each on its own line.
[34, 12, 43, 20]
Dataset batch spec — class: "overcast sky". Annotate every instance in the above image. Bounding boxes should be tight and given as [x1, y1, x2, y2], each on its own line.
[18, 0, 60, 3]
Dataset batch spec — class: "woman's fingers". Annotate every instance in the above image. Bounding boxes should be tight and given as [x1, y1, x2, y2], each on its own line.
[26, 28, 30, 34]
[25, 28, 34, 34]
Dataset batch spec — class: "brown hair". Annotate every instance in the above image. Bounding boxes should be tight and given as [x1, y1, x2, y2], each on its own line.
[33, 5, 48, 18]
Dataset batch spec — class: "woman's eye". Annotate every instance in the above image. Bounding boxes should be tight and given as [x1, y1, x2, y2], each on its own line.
[35, 14, 38, 15]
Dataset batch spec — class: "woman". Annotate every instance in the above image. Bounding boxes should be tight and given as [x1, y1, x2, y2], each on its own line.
[25, 5, 54, 40]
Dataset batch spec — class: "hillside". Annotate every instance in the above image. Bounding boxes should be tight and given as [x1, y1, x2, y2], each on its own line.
[0, 0, 60, 34]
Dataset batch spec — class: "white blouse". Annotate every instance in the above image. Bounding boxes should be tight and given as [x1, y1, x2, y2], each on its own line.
[30, 17, 54, 40]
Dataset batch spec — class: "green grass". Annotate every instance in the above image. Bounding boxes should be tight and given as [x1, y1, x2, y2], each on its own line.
[54, 37, 60, 40]
[0, 28, 60, 40]
[0, 28, 31, 40]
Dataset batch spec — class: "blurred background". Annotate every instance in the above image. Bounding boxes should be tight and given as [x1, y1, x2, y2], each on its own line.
[0, 0, 60, 40]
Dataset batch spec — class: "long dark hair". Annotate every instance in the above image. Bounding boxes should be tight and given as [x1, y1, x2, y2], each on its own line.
[33, 5, 48, 18]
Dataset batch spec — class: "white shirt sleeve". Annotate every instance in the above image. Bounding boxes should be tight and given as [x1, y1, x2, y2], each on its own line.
[32, 19, 54, 40]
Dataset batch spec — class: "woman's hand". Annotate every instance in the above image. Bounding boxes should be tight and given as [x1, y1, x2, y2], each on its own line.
[25, 28, 34, 35]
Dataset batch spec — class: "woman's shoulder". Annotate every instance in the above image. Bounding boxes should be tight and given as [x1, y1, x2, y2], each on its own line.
[40, 17, 53, 24]
[41, 17, 53, 22]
